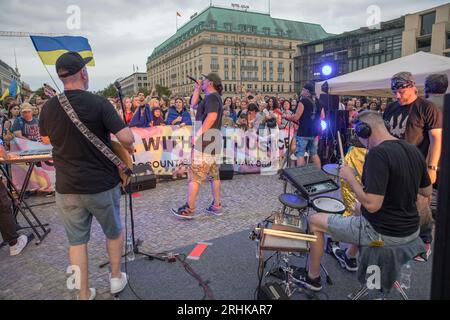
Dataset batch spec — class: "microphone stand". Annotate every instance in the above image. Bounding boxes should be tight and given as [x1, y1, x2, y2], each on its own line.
[99, 85, 165, 269]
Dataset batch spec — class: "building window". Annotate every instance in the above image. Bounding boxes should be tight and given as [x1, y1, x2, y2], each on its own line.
[447, 32, 450, 49]
[278, 52, 283, 58]
[224, 48, 228, 55]
[263, 27, 270, 35]
[269, 51, 273, 58]
[224, 23, 232, 31]
[417, 38, 432, 52]
[225, 70, 229, 80]
[421, 11, 436, 36]
[232, 70, 236, 80]
[278, 73, 283, 81]
[211, 47, 218, 54]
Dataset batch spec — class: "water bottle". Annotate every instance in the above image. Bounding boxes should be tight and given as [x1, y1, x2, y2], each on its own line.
[126, 236, 135, 262]
[400, 263, 412, 290]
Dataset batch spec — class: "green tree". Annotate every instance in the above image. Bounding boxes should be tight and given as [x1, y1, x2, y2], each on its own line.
[155, 84, 171, 98]
[98, 83, 117, 98]
[34, 87, 45, 98]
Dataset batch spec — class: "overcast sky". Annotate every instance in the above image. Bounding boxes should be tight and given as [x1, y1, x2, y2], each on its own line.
[0, 0, 447, 92]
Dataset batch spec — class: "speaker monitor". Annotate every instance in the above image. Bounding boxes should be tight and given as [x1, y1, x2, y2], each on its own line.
[219, 164, 234, 180]
[123, 163, 157, 194]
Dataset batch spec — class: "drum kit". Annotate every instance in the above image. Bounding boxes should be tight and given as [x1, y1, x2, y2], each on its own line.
[253, 132, 348, 298]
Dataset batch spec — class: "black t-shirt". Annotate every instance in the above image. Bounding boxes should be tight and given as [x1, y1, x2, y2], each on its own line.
[297, 97, 320, 137]
[195, 92, 223, 154]
[383, 97, 442, 158]
[39, 90, 126, 194]
[361, 140, 431, 237]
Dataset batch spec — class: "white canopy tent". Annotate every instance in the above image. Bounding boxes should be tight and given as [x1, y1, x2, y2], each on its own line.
[316, 52, 450, 97]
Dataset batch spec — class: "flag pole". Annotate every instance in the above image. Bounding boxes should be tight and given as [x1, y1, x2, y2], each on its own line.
[42, 64, 62, 93]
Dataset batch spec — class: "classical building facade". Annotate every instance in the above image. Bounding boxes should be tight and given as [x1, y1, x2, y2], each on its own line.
[147, 5, 330, 97]
[0, 59, 20, 94]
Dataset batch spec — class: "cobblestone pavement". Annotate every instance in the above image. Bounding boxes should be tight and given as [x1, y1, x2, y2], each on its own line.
[0, 173, 288, 300]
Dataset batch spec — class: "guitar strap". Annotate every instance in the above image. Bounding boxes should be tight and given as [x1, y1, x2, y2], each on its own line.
[57, 93, 132, 177]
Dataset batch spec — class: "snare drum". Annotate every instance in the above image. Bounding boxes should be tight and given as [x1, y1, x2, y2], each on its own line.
[311, 196, 346, 215]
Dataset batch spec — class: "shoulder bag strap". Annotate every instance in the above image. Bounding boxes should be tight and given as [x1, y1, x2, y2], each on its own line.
[57, 93, 132, 176]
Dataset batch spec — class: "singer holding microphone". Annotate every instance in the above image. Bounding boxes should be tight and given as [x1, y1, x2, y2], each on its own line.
[172, 73, 224, 219]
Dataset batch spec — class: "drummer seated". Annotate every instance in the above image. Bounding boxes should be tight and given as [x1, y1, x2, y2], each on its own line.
[292, 111, 432, 292]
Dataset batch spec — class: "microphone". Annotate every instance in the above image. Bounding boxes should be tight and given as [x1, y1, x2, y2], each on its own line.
[187, 75, 199, 84]
[114, 80, 122, 92]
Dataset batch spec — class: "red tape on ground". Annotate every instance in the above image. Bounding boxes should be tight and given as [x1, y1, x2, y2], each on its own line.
[187, 242, 212, 260]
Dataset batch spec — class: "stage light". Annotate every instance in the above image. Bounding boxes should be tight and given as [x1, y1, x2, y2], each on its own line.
[321, 65, 333, 77]
[321, 120, 328, 131]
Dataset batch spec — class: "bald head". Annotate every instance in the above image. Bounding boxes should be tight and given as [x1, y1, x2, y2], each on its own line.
[59, 67, 89, 90]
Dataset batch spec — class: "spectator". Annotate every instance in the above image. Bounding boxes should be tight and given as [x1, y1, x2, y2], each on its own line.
[166, 98, 192, 126]
[129, 101, 152, 128]
[151, 107, 166, 126]
[425, 73, 448, 112]
[368, 101, 380, 111]
[7, 102, 20, 127]
[12, 103, 41, 142]
[2, 120, 14, 149]
[237, 99, 248, 118]
[222, 107, 235, 128]
[236, 113, 248, 131]
[160, 96, 170, 119]
[32, 104, 40, 119]
[120, 97, 134, 125]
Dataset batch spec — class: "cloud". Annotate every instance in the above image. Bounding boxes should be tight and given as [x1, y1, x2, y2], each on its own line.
[0, 0, 448, 91]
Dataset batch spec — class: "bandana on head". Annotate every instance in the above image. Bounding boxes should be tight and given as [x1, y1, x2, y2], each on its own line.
[391, 75, 416, 91]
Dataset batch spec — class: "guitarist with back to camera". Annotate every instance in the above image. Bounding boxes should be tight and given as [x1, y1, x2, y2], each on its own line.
[39, 52, 135, 300]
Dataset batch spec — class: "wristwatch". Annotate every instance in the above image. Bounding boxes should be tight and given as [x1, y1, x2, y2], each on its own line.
[428, 165, 439, 171]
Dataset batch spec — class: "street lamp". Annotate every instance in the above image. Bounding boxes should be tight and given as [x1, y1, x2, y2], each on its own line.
[234, 41, 247, 98]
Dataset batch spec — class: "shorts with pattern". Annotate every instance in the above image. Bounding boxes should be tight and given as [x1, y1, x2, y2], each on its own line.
[189, 153, 220, 183]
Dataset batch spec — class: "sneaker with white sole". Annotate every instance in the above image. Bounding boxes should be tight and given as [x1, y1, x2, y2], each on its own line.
[77, 288, 96, 300]
[205, 202, 223, 216]
[10, 234, 32, 256]
[110, 272, 128, 294]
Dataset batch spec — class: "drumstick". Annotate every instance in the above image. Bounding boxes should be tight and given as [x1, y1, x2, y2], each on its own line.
[337, 131, 345, 166]
[263, 232, 317, 242]
[257, 228, 317, 241]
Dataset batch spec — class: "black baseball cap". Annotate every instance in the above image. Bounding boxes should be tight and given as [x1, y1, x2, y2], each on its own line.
[201, 73, 222, 86]
[303, 82, 315, 94]
[56, 52, 92, 78]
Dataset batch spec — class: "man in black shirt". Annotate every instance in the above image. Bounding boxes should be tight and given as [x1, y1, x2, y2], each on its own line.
[286, 82, 324, 168]
[39, 52, 135, 300]
[293, 111, 432, 291]
[383, 72, 442, 261]
[172, 73, 224, 219]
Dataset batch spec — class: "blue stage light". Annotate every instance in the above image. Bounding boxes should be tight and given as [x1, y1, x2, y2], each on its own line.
[321, 120, 328, 131]
[321, 65, 333, 77]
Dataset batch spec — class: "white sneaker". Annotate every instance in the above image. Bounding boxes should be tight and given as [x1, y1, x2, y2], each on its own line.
[10, 235, 30, 256]
[110, 272, 128, 294]
[77, 288, 96, 300]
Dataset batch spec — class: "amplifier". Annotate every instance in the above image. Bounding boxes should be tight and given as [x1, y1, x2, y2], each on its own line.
[219, 164, 234, 181]
[123, 164, 156, 194]
[257, 282, 289, 300]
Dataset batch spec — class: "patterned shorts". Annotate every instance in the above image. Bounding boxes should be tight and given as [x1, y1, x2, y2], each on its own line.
[189, 153, 220, 183]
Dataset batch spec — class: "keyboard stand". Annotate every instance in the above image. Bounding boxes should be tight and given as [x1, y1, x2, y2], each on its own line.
[0, 158, 51, 245]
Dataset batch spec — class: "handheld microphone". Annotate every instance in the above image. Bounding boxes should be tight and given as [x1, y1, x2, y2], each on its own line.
[187, 76, 198, 84]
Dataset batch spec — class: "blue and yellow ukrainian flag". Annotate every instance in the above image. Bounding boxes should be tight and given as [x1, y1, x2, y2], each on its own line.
[0, 79, 20, 101]
[30, 36, 95, 66]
